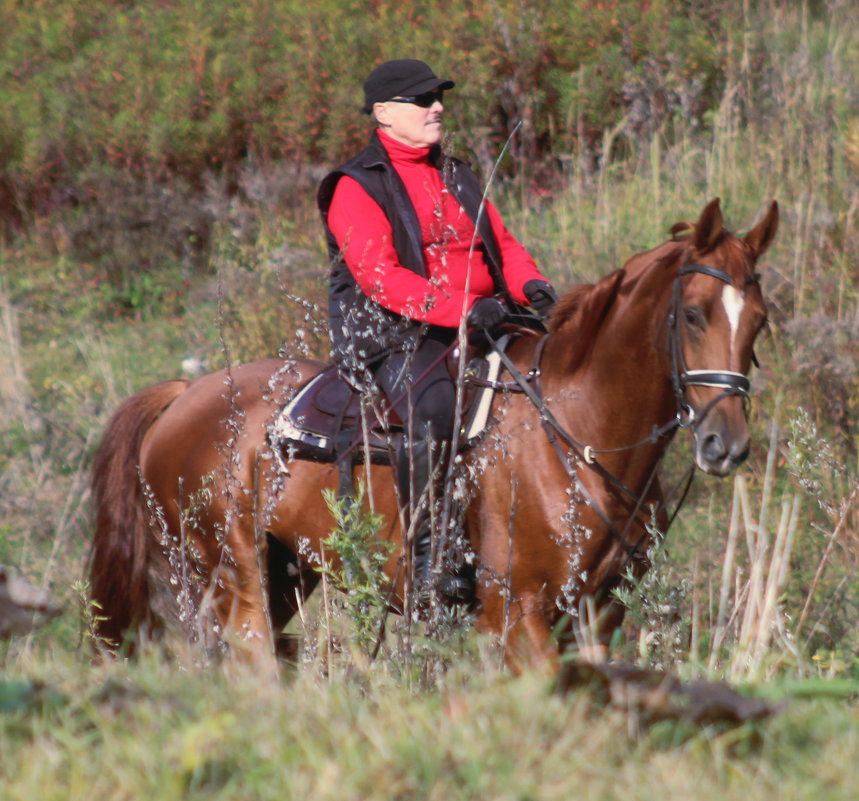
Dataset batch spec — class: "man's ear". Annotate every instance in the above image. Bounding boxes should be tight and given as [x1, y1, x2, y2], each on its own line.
[373, 102, 392, 127]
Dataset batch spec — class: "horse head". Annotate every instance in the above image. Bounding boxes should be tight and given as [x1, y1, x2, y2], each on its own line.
[671, 198, 778, 476]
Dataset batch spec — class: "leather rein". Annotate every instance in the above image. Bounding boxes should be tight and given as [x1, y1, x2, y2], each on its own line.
[478, 262, 755, 567]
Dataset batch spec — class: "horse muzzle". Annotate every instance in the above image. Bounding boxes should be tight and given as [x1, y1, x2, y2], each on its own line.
[692, 414, 750, 476]
[680, 369, 752, 477]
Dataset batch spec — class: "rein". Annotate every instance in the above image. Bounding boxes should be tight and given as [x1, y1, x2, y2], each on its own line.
[483, 331, 666, 564]
[480, 262, 755, 566]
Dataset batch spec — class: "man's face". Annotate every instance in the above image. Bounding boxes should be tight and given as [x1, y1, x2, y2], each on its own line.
[374, 90, 445, 149]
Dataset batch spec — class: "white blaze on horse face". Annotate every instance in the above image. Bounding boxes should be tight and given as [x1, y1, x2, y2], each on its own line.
[722, 284, 745, 361]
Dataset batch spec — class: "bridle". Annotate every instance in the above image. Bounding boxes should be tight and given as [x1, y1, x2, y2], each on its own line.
[479, 261, 758, 567]
[668, 262, 753, 428]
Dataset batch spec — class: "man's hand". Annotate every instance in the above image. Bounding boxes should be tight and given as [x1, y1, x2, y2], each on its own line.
[523, 279, 558, 318]
[467, 297, 507, 333]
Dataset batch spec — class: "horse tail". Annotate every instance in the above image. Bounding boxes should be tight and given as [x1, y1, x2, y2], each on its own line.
[89, 379, 189, 650]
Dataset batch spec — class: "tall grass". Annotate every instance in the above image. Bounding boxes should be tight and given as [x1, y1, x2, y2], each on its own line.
[0, 645, 854, 801]
[2, 0, 856, 662]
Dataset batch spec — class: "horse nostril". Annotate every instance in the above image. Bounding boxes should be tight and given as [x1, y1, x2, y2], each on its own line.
[702, 433, 726, 462]
[731, 437, 750, 464]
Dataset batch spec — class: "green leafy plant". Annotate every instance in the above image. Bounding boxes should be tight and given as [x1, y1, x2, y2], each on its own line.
[316, 487, 394, 658]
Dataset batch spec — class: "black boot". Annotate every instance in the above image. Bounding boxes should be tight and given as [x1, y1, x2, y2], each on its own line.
[396, 439, 473, 607]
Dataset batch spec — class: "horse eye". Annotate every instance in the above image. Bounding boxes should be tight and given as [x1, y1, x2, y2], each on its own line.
[684, 306, 706, 329]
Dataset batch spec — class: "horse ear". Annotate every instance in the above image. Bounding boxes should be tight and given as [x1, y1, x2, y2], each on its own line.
[693, 198, 724, 253]
[670, 221, 694, 239]
[744, 200, 779, 261]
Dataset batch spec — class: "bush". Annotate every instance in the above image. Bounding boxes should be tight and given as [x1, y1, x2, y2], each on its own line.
[1, 0, 745, 228]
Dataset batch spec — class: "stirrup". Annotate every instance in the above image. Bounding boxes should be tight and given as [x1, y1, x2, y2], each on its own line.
[436, 573, 474, 604]
[413, 571, 475, 608]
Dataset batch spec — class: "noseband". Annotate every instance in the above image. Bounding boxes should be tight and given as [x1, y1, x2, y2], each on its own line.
[669, 263, 752, 427]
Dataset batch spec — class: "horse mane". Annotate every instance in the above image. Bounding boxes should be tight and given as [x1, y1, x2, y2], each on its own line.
[547, 208, 744, 371]
[542, 269, 623, 372]
[549, 270, 622, 334]
[547, 236, 689, 369]
[546, 203, 749, 373]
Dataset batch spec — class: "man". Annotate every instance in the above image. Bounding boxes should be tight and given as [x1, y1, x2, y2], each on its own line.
[318, 58, 557, 604]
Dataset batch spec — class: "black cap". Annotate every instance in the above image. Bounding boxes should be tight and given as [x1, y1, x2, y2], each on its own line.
[361, 59, 455, 114]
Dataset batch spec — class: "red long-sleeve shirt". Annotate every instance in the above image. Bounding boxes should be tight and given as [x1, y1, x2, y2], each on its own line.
[327, 129, 545, 328]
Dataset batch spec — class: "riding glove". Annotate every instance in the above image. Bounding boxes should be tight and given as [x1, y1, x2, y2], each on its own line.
[523, 279, 559, 317]
[467, 297, 507, 333]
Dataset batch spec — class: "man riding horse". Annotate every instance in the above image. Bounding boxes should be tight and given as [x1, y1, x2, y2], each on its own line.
[317, 59, 558, 605]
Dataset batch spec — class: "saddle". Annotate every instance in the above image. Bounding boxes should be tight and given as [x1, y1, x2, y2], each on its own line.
[270, 334, 511, 473]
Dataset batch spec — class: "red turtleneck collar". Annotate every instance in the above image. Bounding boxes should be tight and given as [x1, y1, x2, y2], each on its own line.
[376, 128, 435, 165]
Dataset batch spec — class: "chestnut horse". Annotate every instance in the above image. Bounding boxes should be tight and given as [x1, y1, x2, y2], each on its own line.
[89, 198, 778, 669]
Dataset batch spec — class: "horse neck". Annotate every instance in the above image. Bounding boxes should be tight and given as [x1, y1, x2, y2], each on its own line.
[540, 262, 679, 460]
[596, 285, 675, 419]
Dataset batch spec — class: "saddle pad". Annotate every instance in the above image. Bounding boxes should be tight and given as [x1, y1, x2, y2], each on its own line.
[461, 342, 505, 442]
[270, 335, 509, 469]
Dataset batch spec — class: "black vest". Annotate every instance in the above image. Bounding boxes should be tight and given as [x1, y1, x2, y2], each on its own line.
[318, 131, 512, 368]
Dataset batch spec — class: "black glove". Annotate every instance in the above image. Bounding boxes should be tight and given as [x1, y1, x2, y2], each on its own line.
[467, 297, 507, 333]
[523, 279, 558, 318]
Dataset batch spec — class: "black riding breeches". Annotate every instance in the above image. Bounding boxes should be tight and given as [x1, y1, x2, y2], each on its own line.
[369, 332, 457, 443]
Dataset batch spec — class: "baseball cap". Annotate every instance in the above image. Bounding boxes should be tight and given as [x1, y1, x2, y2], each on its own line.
[362, 59, 455, 113]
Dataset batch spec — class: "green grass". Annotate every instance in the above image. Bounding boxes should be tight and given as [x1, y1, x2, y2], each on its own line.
[1, 646, 857, 801]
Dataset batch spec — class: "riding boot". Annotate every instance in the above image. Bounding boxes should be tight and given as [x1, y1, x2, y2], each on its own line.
[396, 439, 473, 607]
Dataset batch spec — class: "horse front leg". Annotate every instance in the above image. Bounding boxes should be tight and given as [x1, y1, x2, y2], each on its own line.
[476, 588, 561, 674]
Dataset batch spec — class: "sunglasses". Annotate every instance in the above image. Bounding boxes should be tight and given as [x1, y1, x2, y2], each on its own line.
[388, 90, 445, 108]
